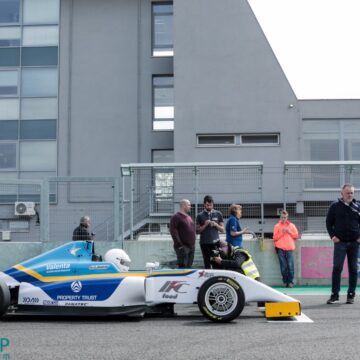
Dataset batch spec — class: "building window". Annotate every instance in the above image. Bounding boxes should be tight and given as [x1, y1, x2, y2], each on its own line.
[21, 68, 58, 96]
[23, 0, 59, 24]
[241, 134, 279, 145]
[197, 133, 280, 146]
[0, 0, 20, 24]
[198, 135, 235, 146]
[0, 142, 16, 169]
[153, 75, 174, 131]
[152, 2, 173, 57]
[303, 120, 360, 161]
[0, 0, 59, 181]
[303, 119, 360, 188]
[0, 120, 18, 140]
[19, 141, 56, 171]
[0, 47, 20, 66]
[151, 150, 174, 213]
[0, 70, 18, 95]
[22, 25, 58, 46]
[0, 26, 21, 46]
[0, 98, 19, 119]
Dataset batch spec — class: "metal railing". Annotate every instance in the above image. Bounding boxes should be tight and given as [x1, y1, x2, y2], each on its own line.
[1, 161, 360, 243]
[120, 162, 264, 240]
[283, 161, 360, 234]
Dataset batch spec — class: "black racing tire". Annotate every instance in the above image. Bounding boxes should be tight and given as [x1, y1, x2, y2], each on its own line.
[0, 279, 10, 318]
[197, 276, 245, 323]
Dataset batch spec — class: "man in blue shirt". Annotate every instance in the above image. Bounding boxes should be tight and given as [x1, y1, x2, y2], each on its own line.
[226, 204, 248, 247]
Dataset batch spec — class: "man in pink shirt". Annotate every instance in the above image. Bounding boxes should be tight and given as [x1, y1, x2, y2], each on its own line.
[272, 210, 299, 288]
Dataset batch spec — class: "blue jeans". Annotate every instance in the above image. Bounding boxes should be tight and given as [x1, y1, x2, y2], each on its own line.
[276, 249, 294, 284]
[331, 241, 359, 295]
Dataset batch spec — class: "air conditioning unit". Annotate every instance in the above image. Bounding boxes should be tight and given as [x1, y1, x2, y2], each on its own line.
[14, 202, 36, 216]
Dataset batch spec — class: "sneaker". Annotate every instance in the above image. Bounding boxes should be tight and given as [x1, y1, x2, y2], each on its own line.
[327, 294, 339, 304]
[346, 293, 355, 304]
[288, 282, 294, 288]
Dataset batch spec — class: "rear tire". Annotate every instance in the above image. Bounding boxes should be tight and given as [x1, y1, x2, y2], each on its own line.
[197, 276, 245, 323]
[0, 279, 10, 318]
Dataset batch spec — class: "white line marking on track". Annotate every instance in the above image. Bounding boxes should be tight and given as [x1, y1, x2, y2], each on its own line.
[267, 313, 313, 323]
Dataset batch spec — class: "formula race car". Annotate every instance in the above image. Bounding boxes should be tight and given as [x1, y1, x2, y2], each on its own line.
[0, 241, 300, 323]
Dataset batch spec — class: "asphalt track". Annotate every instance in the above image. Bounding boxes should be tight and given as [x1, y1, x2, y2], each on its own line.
[1, 286, 360, 360]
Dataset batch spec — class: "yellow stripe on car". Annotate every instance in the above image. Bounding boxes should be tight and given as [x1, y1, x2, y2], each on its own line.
[13, 264, 193, 283]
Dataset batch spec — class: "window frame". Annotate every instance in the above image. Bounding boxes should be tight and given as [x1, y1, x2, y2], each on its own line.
[196, 133, 280, 147]
[152, 74, 174, 131]
[151, 1, 173, 58]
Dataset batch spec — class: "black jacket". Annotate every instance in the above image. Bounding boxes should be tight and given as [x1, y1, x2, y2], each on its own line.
[326, 199, 360, 242]
[72, 224, 92, 241]
[212, 244, 248, 272]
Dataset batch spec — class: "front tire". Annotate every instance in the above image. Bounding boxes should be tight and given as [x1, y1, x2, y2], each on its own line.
[197, 276, 245, 323]
[0, 279, 10, 318]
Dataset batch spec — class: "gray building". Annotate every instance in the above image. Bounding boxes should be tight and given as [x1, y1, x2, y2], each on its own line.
[0, 0, 360, 239]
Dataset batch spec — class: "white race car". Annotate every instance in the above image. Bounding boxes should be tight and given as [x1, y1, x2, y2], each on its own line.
[0, 241, 300, 322]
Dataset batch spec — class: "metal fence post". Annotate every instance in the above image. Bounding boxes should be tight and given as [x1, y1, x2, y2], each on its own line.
[130, 169, 134, 240]
[113, 177, 120, 243]
[121, 175, 125, 243]
[259, 164, 264, 240]
[194, 165, 199, 220]
[283, 164, 287, 211]
[40, 178, 50, 242]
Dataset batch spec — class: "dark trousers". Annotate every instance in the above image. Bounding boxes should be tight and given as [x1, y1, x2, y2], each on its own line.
[175, 247, 195, 268]
[331, 241, 359, 295]
[200, 243, 217, 269]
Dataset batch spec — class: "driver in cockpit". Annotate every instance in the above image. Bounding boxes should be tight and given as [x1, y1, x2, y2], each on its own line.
[104, 249, 131, 271]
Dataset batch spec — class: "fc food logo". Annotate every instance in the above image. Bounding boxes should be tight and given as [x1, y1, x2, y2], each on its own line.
[158, 281, 189, 299]
[71, 281, 82, 293]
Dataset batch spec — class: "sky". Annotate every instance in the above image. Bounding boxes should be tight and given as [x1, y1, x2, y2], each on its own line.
[248, 0, 360, 100]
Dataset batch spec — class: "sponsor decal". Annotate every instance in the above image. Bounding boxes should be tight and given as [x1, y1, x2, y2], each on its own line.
[198, 271, 214, 278]
[81, 295, 97, 301]
[89, 264, 110, 270]
[57, 295, 97, 301]
[159, 281, 189, 299]
[202, 306, 221, 320]
[64, 302, 88, 307]
[43, 300, 58, 306]
[21, 297, 39, 304]
[46, 263, 71, 273]
[225, 278, 240, 290]
[71, 281, 82, 293]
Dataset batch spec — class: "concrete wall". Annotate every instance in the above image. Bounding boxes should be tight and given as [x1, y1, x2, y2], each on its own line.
[0, 238, 335, 286]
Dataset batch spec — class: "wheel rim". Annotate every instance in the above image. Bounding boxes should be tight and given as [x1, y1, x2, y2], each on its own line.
[204, 283, 238, 316]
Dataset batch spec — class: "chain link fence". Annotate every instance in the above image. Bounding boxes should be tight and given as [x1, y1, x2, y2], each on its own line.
[48, 177, 120, 242]
[0, 179, 42, 242]
[120, 162, 264, 240]
[1, 161, 360, 243]
[283, 161, 360, 235]
[0, 177, 120, 243]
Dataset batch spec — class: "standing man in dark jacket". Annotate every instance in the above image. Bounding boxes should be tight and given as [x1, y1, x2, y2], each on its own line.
[326, 184, 360, 304]
[196, 195, 224, 269]
[72, 216, 93, 241]
[169, 199, 196, 268]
